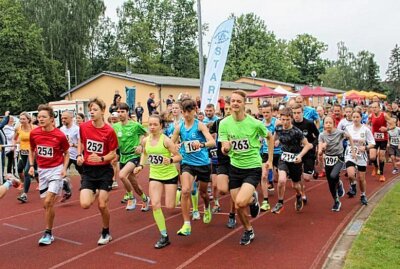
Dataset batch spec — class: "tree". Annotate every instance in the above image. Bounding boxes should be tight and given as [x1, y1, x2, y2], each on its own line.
[386, 44, 400, 100]
[353, 50, 380, 90]
[288, 34, 328, 84]
[0, 0, 64, 113]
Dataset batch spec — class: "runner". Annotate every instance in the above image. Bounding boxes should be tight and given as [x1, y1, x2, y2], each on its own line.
[60, 111, 81, 202]
[113, 102, 150, 211]
[369, 101, 391, 182]
[387, 117, 400, 174]
[77, 98, 118, 245]
[332, 104, 343, 127]
[219, 90, 274, 245]
[203, 104, 219, 124]
[271, 107, 313, 214]
[318, 116, 355, 211]
[171, 98, 216, 236]
[345, 110, 375, 205]
[134, 115, 182, 249]
[295, 96, 320, 129]
[337, 106, 353, 131]
[28, 104, 70, 245]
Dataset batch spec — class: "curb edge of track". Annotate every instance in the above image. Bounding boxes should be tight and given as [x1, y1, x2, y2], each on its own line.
[322, 175, 400, 269]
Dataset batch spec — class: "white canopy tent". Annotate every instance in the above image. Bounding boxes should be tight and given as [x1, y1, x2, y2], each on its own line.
[274, 86, 299, 97]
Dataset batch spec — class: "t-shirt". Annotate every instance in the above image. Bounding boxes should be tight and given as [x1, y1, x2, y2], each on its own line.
[218, 98, 225, 109]
[344, 124, 375, 166]
[17, 126, 32, 152]
[135, 106, 144, 117]
[275, 125, 304, 154]
[318, 129, 346, 156]
[203, 115, 219, 125]
[293, 118, 319, 154]
[388, 127, 400, 146]
[337, 118, 353, 131]
[113, 121, 147, 164]
[80, 121, 118, 166]
[260, 117, 282, 155]
[210, 118, 230, 165]
[303, 106, 319, 122]
[60, 124, 80, 160]
[147, 98, 156, 115]
[219, 115, 268, 169]
[30, 127, 69, 168]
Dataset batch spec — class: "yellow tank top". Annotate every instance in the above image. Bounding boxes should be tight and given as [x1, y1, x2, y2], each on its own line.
[17, 125, 32, 151]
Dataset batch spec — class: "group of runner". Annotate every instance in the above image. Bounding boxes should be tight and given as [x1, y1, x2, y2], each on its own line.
[1, 90, 398, 248]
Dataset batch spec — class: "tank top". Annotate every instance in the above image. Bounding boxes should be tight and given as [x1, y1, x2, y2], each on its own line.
[179, 119, 209, 166]
[145, 134, 178, 180]
[17, 125, 33, 153]
[371, 112, 388, 141]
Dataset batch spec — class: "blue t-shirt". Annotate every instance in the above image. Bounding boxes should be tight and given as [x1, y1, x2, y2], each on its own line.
[260, 117, 282, 154]
[203, 115, 219, 124]
[303, 106, 319, 122]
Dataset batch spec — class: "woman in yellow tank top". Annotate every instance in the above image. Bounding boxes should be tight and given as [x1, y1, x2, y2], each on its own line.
[134, 115, 182, 249]
[13, 112, 36, 203]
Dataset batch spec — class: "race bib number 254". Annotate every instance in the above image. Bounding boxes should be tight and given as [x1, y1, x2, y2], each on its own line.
[37, 146, 53, 158]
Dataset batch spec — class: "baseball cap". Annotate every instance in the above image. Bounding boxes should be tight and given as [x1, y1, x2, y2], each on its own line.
[111, 112, 119, 117]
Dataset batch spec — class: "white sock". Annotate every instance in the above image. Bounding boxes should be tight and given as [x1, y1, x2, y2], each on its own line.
[4, 180, 12, 190]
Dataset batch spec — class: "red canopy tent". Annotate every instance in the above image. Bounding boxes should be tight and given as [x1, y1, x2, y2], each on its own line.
[298, 86, 335, 97]
[297, 86, 314, 97]
[248, 85, 286, 98]
[313, 86, 335, 97]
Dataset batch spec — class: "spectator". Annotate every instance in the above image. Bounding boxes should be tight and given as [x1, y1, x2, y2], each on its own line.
[135, 102, 144, 124]
[218, 95, 225, 117]
[109, 93, 122, 114]
[147, 92, 160, 115]
[0, 111, 10, 174]
[166, 94, 175, 107]
[3, 116, 15, 174]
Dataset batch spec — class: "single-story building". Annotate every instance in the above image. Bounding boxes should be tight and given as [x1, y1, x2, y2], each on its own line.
[235, 77, 295, 92]
[60, 71, 260, 122]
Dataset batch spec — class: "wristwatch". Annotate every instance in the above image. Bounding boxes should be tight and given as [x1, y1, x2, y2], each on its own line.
[101, 156, 104, 162]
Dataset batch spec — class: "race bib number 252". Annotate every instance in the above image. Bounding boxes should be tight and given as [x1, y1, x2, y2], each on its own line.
[86, 139, 104, 154]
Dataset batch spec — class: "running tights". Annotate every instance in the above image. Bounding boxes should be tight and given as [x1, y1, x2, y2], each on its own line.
[325, 161, 343, 199]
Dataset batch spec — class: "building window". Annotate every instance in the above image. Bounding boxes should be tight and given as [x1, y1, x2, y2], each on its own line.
[245, 97, 253, 104]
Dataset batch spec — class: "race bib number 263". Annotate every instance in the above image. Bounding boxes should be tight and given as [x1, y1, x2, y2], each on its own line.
[231, 139, 250, 152]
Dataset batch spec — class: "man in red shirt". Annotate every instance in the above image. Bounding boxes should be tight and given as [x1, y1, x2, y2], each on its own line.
[218, 95, 225, 117]
[332, 104, 343, 127]
[28, 104, 70, 246]
[77, 98, 118, 245]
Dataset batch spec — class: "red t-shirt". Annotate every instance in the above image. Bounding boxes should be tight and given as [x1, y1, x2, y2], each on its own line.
[371, 112, 388, 141]
[30, 127, 69, 168]
[218, 98, 225, 109]
[79, 121, 118, 166]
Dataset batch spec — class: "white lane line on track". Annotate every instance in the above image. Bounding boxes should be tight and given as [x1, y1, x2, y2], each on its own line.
[114, 252, 157, 264]
[3, 223, 29, 231]
[56, 237, 83, 246]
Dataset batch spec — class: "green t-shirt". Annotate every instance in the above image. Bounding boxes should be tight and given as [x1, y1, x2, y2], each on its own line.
[219, 115, 268, 169]
[113, 121, 147, 164]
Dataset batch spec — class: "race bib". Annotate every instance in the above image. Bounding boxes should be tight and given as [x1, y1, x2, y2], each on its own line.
[20, 149, 29, 155]
[86, 139, 104, 154]
[210, 148, 218, 158]
[281, 152, 296, 162]
[231, 139, 250, 152]
[324, 156, 339, 166]
[183, 140, 201, 154]
[390, 137, 399, 145]
[348, 147, 361, 157]
[148, 154, 164, 165]
[374, 132, 384, 140]
[37, 146, 53, 158]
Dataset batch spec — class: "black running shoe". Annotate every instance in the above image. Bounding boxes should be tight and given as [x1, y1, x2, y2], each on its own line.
[272, 202, 284, 214]
[249, 191, 260, 218]
[347, 186, 356, 198]
[226, 216, 236, 229]
[154, 235, 170, 249]
[295, 195, 303, 212]
[61, 192, 72, 203]
[332, 200, 341, 212]
[360, 195, 368, 205]
[337, 180, 345, 198]
[239, 229, 255, 245]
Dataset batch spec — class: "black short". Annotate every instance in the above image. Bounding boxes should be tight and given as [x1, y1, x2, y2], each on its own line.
[216, 164, 230, 176]
[345, 161, 367, 172]
[68, 159, 83, 175]
[149, 175, 179, 185]
[229, 165, 261, 190]
[278, 160, 303, 182]
[181, 164, 211, 182]
[388, 145, 400, 157]
[261, 153, 280, 168]
[374, 141, 388, 150]
[119, 157, 140, 169]
[211, 163, 218, 174]
[302, 155, 315, 175]
[81, 164, 114, 192]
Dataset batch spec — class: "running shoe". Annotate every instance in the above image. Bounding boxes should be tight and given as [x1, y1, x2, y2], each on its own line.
[347, 184, 357, 198]
[249, 191, 260, 218]
[371, 167, 377, 176]
[239, 229, 255, 245]
[121, 192, 131, 204]
[63, 178, 72, 194]
[392, 168, 399, 175]
[60, 192, 72, 203]
[126, 198, 137, 211]
[177, 224, 191, 236]
[192, 210, 200, 220]
[337, 180, 345, 198]
[38, 232, 54, 246]
[260, 200, 270, 212]
[295, 195, 304, 212]
[154, 235, 170, 249]
[212, 205, 221, 213]
[272, 202, 284, 214]
[268, 182, 275, 192]
[360, 195, 368, 205]
[379, 175, 386, 182]
[302, 196, 308, 206]
[332, 200, 341, 212]
[318, 171, 326, 178]
[226, 216, 236, 229]
[203, 205, 212, 224]
[141, 196, 151, 212]
[175, 188, 181, 207]
[17, 193, 27, 203]
[97, 233, 112, 245]
[112, 180, 118, 189]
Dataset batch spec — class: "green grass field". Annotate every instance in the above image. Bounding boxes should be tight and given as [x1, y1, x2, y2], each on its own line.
[344, 182, 400, 269]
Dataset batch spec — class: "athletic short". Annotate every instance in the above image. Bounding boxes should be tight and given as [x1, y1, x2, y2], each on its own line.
[374, 141, 388, 150]
[228, 165, 261, 190]
[81, 164, 114, 192]
[302, 155, 315, 175]
[149, 175, 179, 185]
[278, 160, 303, 182]
[216, 163, 230, 176]
[119, 157, 140, 169]
[261, 153, 280, 168]
[388, 145, 400, 157]
[67, 158, 83, 175]
[38, 164, 63, 198]
[211, 163, 217, 174]
[345, 161, 367, 172]
[181, 164, 211, 182]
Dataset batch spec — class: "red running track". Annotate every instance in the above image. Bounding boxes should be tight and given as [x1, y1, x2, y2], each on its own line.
[0, 166, 396, 269]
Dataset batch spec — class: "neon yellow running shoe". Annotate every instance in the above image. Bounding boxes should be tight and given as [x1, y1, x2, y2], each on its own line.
[260, 200, 271, 212]
[203, 205, 212, 224]
[177, 223, 191, 236]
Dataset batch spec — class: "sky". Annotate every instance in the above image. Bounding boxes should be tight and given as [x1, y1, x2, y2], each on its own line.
[104, 0, 400, 80]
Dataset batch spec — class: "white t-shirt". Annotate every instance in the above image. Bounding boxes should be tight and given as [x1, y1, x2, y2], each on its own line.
[388, 127, 400, 146]
[337, 118, 353, 131]
[344, 124, 375, 166]
[60, 124, 80, 160]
